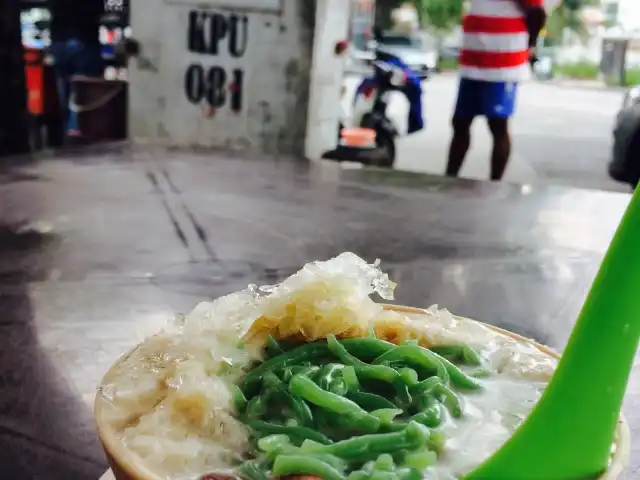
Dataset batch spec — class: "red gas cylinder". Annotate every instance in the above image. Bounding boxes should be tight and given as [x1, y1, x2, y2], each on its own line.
[24, 47, 44, 116]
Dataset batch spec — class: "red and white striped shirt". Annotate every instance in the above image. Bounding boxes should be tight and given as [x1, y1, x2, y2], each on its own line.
[460, 0, 549, 82]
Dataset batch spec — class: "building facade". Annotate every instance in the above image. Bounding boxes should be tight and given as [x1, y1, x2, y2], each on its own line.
[128, 0, 350, 158]
[602, 0, 640, 33]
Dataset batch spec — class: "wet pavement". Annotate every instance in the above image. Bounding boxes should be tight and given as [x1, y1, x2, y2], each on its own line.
[0, 144, 637, 479]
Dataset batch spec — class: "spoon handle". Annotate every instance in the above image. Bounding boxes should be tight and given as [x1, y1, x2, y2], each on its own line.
[468, 189, 640, 479]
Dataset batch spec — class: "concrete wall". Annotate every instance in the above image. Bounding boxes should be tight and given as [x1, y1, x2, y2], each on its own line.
[128, 0, 348, 156]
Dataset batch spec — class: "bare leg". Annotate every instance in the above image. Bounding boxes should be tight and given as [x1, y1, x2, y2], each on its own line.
[446, 116, 474, 177]
[487, 117, 511, 181]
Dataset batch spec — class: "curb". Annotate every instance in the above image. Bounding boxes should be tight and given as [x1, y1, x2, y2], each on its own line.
[543, 78, 628, 92]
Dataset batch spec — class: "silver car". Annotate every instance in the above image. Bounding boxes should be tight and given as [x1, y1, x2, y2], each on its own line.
[609, 85, 640, 188]
[377, 32, 438, 80]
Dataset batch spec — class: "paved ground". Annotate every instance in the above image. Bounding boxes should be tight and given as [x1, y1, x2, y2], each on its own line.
[343, 73, 629, 192]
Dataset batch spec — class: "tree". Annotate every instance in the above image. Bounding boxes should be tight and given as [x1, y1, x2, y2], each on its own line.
[385, 0, 599, 44]
[545, 0, 601, 45]
[391, 0, 463, 34]
[412, 0, 464, 33]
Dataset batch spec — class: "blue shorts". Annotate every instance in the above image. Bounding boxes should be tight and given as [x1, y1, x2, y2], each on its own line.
[454, 78, 518, 119]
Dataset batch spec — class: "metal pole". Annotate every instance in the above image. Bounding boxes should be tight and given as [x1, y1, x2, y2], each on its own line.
[0, 1, 30, 157]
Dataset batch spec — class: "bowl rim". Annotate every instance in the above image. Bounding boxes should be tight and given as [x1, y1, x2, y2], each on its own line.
[95, 304, 631, 480]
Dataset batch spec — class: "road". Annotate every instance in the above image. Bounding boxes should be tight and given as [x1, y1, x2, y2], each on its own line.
[343, 73, 628, 192]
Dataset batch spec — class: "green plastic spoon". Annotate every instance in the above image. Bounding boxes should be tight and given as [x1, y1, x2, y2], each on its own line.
[466, 188, 640, 480]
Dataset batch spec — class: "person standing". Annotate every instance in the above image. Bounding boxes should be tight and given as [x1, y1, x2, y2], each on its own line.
[48, 0, 104, 138]
[445, 0, 549, 181]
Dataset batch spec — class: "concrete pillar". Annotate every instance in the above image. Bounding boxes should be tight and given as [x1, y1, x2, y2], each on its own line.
[304, 0, 351, 160]
[0, 2, 30, 156]
[128, 0, 349, 157]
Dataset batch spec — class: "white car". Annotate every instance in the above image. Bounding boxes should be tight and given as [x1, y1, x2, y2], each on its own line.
[348, 32, 438, 80]
[376, 32, 438, 80]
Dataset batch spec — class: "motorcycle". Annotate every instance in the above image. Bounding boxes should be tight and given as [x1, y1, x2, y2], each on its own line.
[350, 59, 403, 167]
[323, 50, 424, 168]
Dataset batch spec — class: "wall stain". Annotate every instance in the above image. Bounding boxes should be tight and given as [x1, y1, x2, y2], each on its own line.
[236, 137, 252, 149]
[284, 59, 299, 93]
[137, 56, 158, 73]
[157, 122, 170, 138]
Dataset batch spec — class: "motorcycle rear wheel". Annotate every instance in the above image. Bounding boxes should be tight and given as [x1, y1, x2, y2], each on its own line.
[375, 131, 396, 168]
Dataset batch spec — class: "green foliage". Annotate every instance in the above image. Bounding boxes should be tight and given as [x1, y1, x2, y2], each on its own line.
[552, 61, 640, 87]
[555, 61, 600, 79]
[410, 0, 464, 32]
[545, 0, 601, 44]
[437, 56, 459, 71]
[562, 0, 586, 10]
[386, 0, 600, 41]
[625, 69, 640, 87]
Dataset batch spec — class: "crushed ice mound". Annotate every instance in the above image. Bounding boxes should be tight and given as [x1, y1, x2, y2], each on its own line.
[261, 252, 396, 300]
[245, 252, 396, 343]
[178, 252, 396, 345]
[246, 252, 395, 342]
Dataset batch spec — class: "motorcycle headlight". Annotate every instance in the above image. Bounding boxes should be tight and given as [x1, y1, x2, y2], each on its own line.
[623, 86, 640, 108]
